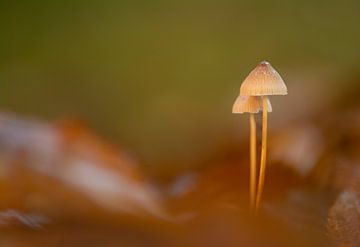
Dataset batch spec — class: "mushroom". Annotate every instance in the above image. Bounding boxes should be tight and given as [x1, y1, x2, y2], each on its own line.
[232, 95, 272, 212]
[240, 61, 287, 215]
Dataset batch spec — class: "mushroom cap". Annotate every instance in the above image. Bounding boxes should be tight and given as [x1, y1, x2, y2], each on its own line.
[232, 95, 272, 114]
[240, 61, 287, 96]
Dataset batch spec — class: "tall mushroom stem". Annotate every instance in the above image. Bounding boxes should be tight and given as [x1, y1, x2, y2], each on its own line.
[249, 113, 257, 212]
[255, 96, 268, 215]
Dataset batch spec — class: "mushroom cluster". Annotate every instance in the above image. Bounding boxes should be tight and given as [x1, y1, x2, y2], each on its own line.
[232, 61, 288, 215]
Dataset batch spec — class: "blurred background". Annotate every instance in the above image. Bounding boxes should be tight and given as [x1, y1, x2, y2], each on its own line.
[1, 1, 360, 246]
[2, 0, 360, 169]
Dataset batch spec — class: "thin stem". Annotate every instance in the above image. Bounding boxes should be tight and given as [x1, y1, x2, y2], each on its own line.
[249, 113, 257, 213]
[255, 96, 268, 215]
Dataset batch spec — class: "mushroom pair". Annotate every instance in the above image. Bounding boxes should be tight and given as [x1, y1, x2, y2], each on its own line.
[232, 61, 287, 215]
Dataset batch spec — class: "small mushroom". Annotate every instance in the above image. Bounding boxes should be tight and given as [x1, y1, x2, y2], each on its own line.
[232, 95, 272, 114]
[232, 95, 272, 212]
[240, 61, 287, 215]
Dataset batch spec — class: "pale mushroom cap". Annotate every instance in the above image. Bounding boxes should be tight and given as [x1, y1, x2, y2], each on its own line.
[232, 96, 272, 114]
[240, 61, 288, 96]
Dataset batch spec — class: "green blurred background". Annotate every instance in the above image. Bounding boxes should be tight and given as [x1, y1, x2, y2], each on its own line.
[1, 0, 360, 168]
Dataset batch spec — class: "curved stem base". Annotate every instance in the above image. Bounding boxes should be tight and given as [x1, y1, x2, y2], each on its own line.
[255, 96, 268, 215]
[249, 113, 257, 212]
